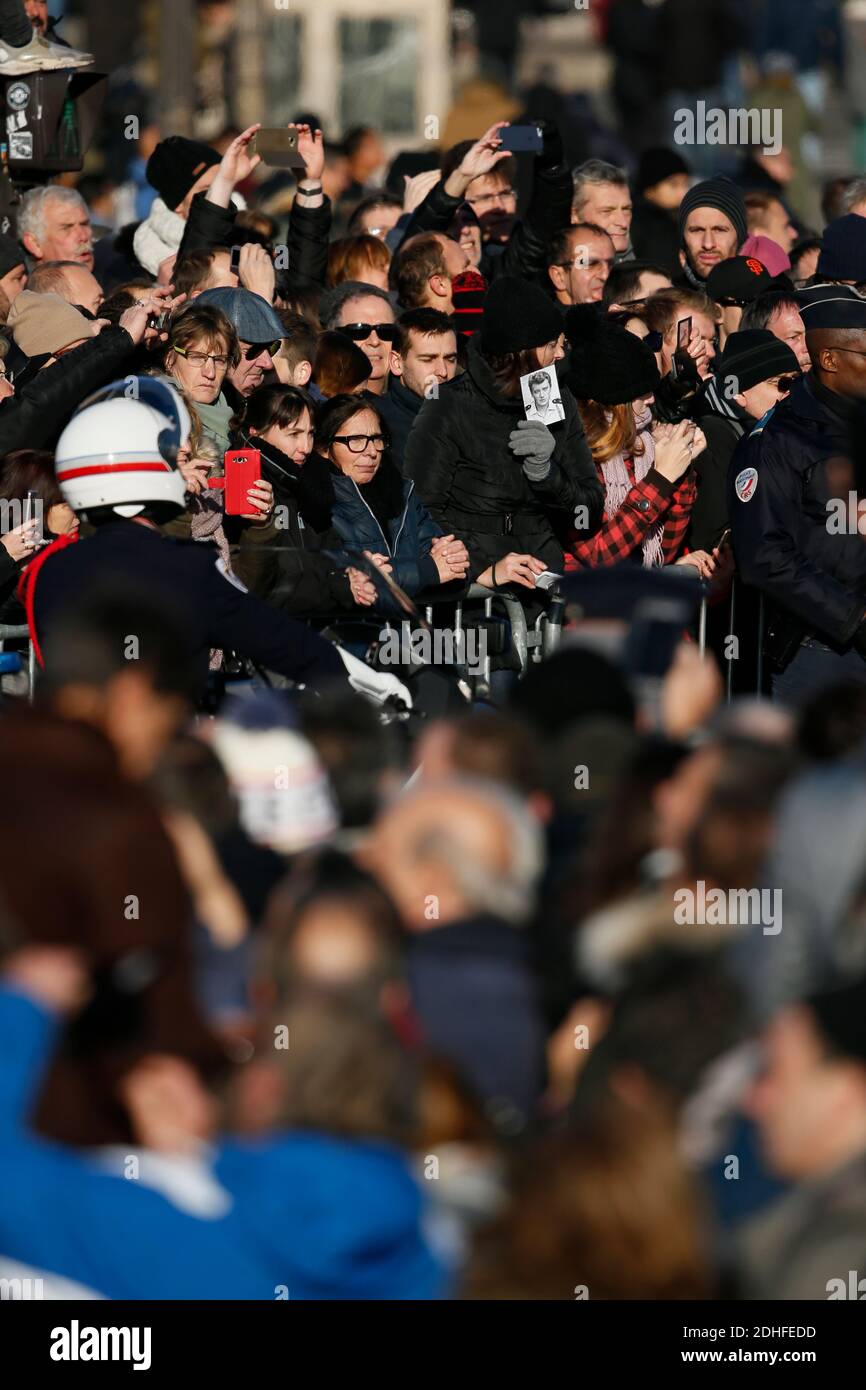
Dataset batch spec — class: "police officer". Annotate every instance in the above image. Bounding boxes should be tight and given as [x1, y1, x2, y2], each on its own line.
[28, 377, 351, 698]
[728, 286, 866, 706]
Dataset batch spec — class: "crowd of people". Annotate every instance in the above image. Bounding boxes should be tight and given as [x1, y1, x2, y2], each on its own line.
[3, 0, 866, 1304]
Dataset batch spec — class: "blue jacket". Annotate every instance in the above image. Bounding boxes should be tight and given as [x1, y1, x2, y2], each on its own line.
[0, 989, 445, 1300]
[328, 471, 442, 610]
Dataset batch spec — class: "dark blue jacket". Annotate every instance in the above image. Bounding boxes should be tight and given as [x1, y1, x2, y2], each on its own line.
[328, 471, 442, 610]
[378, 378, 424, 473]
[727, 374, 866, 648]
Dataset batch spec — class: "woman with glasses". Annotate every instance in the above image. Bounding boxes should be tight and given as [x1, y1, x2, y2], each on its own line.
[161, 301, 275, 573]
[313, 394, 469, 613]
[163, 302, 239, 457]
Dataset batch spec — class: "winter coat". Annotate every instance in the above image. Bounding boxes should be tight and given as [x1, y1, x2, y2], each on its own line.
[325, 457, 442, 605]
[377, 376, 424, 473]
[178, 189, 332, 288]
[728, 372, 866, 650]
[230, 430, 357, 614]
[690, 373, 749, 552]
[0, 325, 136, 457]
[404, 335, 604, 579]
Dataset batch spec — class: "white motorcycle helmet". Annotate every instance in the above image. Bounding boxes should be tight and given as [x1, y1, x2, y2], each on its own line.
[54, 376, 191, 519]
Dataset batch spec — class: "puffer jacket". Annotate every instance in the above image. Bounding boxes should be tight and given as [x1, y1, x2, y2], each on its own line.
[404, 335, 603, 579]
[326, 460, 442, 608]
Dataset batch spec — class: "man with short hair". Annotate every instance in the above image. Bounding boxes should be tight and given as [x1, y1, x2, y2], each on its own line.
[380, 307, 458, 467]
[547, 223, 615, 306]
[740, 291, 811, 373]
[171, 247, 239, 301]
[392, 231, 469, 313]
[524, 370, 563, 426]
[705, 256, 777, 346]
[571, 159, 634, 262]
[18, 186, 94, 271]
[602, 258, 672, 311]
[26, 260, 103, 317]
[677, 176, 747, 287]
[841, 178, 866, 218]
[321, 280, 397, 397]
[744, 191, 796, 254]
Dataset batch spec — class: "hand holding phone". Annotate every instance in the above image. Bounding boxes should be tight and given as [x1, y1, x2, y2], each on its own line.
[222, 448, 262, 515]
[498, 124, 543, 154]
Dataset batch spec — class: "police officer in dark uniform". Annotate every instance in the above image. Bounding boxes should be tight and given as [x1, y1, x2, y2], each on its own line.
[728, 286, 866, 706]
[27, 376, 350, 699]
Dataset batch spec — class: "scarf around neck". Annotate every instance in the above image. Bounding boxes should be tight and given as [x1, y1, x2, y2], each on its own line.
[599, 404, 664, 567]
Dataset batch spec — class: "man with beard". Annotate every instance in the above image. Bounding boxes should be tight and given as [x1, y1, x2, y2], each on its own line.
[677, 176, 747, 289]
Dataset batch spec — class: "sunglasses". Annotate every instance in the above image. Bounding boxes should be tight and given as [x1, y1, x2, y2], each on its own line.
[774, 374, 800, 393]
[243, 340, 281, 360]
[333, 433, 387, 453]
[338, 323, 398, 343]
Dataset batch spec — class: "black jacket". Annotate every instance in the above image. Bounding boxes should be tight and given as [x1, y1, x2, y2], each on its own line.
[629, 195, 682, 279]
[0, 325, 135, 457]
[93, 222, 147, 293]
[404, 336, 603, 578]
[232, 430, 356, 614]
[690, 373, 749, 551]
[178, 190, 332, 288]
[32, 520, 348, 697]
[728, 374, 866, 649]
[403, 158, 573, 287]
[377, 377, 424, 472]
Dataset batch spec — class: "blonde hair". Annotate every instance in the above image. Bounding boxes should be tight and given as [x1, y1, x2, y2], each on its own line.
[578, 399, 644, 464]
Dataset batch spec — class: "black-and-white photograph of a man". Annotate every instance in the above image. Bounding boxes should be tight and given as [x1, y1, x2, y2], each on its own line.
[521, 365, 565, 425]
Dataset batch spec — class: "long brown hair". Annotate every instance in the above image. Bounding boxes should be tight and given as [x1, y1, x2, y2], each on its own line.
[578, 398, 644, 464]
[485, 346, 543, 399]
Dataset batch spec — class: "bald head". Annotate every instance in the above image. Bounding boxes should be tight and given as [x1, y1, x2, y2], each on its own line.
[366, 778, 543, 929]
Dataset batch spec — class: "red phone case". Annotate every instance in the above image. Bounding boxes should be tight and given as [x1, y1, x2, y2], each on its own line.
[223, 448, 261, 515]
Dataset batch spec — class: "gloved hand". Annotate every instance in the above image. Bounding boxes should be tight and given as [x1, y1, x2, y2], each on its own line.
[509, 418, 556, 480]
[534, 117, 565, 171]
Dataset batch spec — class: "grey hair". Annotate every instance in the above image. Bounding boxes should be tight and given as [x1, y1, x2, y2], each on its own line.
[18, 186, 89, 248]
[319, 279, 393, 330]
[842, 178, 866, 214]
[572, 159, 628, 213]
[404, 776, 544, 925]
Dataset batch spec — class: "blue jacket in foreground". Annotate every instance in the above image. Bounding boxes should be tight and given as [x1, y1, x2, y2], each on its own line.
[0, 988, 444, 1300]
[327, 472, 442, 611]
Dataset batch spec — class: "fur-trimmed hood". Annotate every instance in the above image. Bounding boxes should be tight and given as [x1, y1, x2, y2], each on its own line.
[132, 198, 186, 275]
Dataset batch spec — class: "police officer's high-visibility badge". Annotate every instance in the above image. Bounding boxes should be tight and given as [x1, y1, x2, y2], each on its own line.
[735, 467, 758, 503]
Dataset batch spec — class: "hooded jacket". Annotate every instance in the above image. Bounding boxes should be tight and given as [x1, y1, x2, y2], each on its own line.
[404, 335, 603, 579]
[728, 373, 866, 650]
[0, 988, 445, 1300]
[690, 371, 751, 552]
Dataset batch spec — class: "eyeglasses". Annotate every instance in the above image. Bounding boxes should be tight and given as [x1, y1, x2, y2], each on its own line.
[774, 374, 800, 393]
[338, 323, 398, 343]
[242, 341, 280, 360]
[831, 346, 866, 360]
[333, 433, 387, 453]
[557, 258, 615, 273]
[172, 346, 229, 368]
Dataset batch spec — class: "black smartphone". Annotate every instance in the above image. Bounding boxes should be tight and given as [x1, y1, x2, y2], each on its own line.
[671, 315, 699, 386]
[499, 124, 543, 154]
[230, 244, 242, 274]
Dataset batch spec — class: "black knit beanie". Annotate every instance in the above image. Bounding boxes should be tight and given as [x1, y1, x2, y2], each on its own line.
[635, 147, 691, 196]
[715, 329, 799, 393]
[480, 275, 565, 355]
[564, 304, 660, 404]
[678, 176, 747, 248]
[146, 136, 221, 212]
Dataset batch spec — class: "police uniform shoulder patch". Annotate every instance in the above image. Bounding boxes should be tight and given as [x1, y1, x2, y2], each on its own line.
[734, 467, 758, 503]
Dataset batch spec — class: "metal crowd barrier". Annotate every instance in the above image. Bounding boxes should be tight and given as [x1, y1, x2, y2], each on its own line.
[0, 623, 35, 703]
